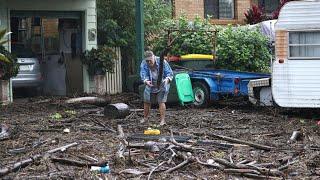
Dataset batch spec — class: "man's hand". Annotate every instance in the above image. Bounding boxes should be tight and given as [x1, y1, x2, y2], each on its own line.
[163, 78, 170, 85]
[145, 80, 153, 87]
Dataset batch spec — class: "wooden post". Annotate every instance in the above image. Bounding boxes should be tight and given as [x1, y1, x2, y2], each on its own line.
[94, 75, 106, 95]
[0, 80, 9, 105]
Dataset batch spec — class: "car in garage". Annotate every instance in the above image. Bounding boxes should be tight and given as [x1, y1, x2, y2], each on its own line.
[11, 45, 43, 94]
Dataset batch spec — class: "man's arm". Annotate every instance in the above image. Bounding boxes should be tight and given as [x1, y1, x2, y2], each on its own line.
[140, 60, 150, 83]
[163, 60, 173, 82]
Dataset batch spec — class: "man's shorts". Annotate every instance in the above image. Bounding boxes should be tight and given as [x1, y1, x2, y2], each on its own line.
[144, 88, 169, 104]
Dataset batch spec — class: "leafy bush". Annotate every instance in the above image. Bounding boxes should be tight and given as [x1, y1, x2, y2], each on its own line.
[152, 16, 215, 56]
[81, 46, 117, 75]
[0, 46, 19, 80]
[0, 29, 19, 80]
[215, 25, 271, 72]
[244, 5, 267, 25]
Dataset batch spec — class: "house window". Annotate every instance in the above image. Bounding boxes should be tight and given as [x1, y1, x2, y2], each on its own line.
[289, 32, 320, 59]
[204, 0, 235, 19]
[258, 0, 279, 14]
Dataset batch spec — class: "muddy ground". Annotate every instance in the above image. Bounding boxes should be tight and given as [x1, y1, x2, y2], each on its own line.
[1, 93, 320, 179]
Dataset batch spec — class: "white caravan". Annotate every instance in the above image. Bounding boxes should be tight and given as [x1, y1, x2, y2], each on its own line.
[249, 0, 320, 108]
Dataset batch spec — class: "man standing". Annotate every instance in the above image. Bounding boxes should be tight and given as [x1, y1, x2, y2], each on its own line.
[140, 50, 173, 126]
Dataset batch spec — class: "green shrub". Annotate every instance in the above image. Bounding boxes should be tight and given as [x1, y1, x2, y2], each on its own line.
[81, 45, 117, 75]
[216, 25, 271, 72]
[152, 16, 215, 56]
[0, 46, 19, 80]
[152, 16, 271, 73]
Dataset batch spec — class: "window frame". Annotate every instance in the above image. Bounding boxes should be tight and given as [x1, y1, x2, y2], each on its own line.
[258, 0, 279, 14]
[288, 30, 320, 60]
[204, 0, 235, 20]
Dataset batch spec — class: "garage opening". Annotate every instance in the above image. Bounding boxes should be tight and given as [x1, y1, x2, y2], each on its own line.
[10, 11, 84, 97]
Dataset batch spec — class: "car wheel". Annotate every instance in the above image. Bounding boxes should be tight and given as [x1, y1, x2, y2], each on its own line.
[192, 81, 210, 107]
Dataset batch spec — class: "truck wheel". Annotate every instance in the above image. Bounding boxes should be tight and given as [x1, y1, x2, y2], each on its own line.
[193, 82, 210, 107]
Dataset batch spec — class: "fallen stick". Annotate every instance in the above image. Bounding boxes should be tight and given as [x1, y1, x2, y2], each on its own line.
[236, 159, 251, 165]
[170, 130, 205, 151]
[256, 167, 284, 177]
[194, 132, 274, 151]
[224, 168, 260, 175]
[7, 147, 27, 155]
[165, 158, 192, 173]
[0, 124, 9, 141]
[76, 154, 99, 162]
[195, 157, 223, 170]
[0, 142, 78, 177]
[34, 129, 62, 132]
[147, 161, 167, 180]
[91, 118, 116, 133]
[278, 160, 298, 171]
[213, 158, 253, 169]
[65, 97, 110, 106]
[47, 142, 78, 154]
[0, 154, 42, 177]
[242, 173, 282, 179]
[50, 157, 108, 167]
[117, 125, 127, 159]
[214, 158, 238, 169]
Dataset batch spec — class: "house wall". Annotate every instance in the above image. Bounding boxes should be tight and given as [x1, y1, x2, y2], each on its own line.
[0, 0, 97, 94]
[173, 0, 252, 25]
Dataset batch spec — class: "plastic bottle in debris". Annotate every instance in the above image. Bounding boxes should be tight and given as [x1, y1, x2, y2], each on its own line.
[90, 165, 110, 173]
[144, 128, 160, 135]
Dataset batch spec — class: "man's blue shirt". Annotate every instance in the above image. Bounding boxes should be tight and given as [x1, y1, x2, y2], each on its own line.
[140, 57, 173, 93]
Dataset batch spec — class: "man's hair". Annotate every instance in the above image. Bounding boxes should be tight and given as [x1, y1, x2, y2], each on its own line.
[144, 50, 154, 60]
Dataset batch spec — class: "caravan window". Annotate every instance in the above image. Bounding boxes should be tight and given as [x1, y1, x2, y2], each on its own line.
[289, 32, 320, 59]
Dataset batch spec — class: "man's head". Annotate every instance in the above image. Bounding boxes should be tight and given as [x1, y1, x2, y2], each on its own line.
[144, 50, 155, 67]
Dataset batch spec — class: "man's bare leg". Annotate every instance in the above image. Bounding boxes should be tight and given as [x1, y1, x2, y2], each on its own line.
[141, 102, 151, 123]
[159, 102, 166, 125]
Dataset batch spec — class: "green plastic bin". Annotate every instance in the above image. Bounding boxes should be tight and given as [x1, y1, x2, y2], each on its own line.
[175, 73, 194, 105]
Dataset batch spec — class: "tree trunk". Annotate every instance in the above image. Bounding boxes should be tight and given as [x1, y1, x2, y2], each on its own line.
[104, 103, 130, 119]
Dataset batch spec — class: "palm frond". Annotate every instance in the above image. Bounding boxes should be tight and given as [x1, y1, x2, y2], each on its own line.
[0, 53, 10, 63]
[0, 29, 11, 45]
[0, 40, 9, 46]
[0, 29, 6, 38]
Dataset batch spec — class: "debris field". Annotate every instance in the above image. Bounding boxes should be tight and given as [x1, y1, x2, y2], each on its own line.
[1, 93, 320, 179]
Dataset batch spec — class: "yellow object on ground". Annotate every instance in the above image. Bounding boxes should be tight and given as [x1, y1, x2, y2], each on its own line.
[144, 128, 161, 135]
[180, 54, 214, 60]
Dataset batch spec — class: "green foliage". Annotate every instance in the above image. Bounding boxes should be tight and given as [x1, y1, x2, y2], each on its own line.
[152, 16, 215, 56]
[215, 25, 271, 72]
[81, 46, 117, 75]
[0, 29, 9, 46]
[0, 29, 10, 63]
[151, 16, 271, 72]
[97, 0, 135, 47]
[0, 46, 19, 80]
[144, 0, 172, 47]
[0, 29, 19, 80]
[51, 112, 62, 120]
[96, 0, 172, 75]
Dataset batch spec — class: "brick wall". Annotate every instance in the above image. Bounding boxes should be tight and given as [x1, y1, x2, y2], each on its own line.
[275, 30, 288, 60]
[174, 0, 204, 20]
[173, 0, 252, 25]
